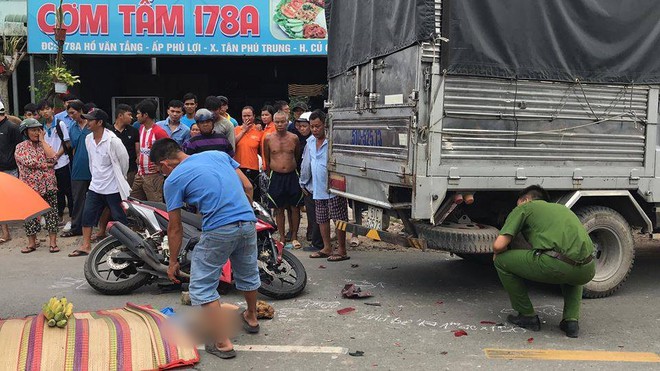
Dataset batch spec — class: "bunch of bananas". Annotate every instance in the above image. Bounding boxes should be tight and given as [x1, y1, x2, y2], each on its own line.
[42, 297, 74, 328]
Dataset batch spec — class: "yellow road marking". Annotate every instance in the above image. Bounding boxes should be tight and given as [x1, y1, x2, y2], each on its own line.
[484, 349, 660, 363]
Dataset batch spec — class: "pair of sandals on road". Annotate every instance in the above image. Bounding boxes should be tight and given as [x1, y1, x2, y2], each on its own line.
[309, 251, 351, 262]
[20, 242, 60, 254]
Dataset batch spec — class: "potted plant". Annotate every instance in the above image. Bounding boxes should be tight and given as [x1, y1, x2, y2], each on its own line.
[53, 0, 66, 42]
[48, 64, 79, 93]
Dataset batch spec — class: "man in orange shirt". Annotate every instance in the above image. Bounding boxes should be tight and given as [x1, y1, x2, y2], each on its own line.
[234, 106, 263, 203]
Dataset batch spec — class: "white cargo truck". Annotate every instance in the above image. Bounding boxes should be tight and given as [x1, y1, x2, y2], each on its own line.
[324, 0, 660, 297]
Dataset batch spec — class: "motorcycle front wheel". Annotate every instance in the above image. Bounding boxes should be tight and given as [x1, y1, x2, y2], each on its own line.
[258, 249, 307, 299]
[84, 237, 151, 295]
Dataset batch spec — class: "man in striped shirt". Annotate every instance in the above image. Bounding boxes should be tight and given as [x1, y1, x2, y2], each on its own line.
[129, 99, 169, 202]
[182, 109, 234, 157]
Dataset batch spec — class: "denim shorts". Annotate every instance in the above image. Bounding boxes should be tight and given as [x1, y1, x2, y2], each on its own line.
[81, 191, 127, 227]
[189, 221, 260, 306]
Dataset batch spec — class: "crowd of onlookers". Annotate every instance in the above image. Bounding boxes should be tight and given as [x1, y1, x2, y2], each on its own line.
[0, 93, 356, 261]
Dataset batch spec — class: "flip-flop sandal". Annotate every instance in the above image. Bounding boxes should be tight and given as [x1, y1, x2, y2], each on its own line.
[309, 251, 330, 258]
[327, 255, 350, 262]
[49, 246, 60, 253]
[240, 310, 260, 334]
[291, 240, 302, 249]
[0, 237, 11, 245]
[21, 246, 37, 254]
[68, 249, 89, 257]
[205, 344, 236, 359]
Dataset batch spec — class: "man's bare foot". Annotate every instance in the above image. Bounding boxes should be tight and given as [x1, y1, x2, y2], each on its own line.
[243, 310, 258, 328]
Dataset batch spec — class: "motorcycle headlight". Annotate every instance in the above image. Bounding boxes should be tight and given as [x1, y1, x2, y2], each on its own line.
[252, 201, 276, 225]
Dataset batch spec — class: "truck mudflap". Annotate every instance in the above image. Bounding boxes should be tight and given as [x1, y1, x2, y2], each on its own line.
[333, 220, 427, 250]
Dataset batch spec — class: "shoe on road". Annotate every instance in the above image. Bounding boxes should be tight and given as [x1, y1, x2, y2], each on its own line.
[559, 320, 579, 338]
[507, 314, 541, 331]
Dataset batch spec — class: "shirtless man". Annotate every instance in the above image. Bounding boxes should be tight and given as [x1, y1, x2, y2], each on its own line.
[263, 111, 303, 248]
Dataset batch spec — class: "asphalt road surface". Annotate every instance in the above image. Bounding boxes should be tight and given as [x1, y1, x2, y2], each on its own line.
[0, 226, 659, 370]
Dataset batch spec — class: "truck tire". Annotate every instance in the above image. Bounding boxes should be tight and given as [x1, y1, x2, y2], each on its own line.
[575, 206, 635, 298]
[415, 222, 499, 253]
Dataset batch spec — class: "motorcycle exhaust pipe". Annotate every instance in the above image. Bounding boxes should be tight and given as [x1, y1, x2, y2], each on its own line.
[108, 222, 168, 276]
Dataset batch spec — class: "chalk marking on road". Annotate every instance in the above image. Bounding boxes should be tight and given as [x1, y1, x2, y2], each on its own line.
[197, 344, 349, 354]
[484, 349, 660, 363]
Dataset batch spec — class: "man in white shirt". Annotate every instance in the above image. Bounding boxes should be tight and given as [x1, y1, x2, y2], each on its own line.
[39, 100, 73, 222]
[69, 109, 130, 257]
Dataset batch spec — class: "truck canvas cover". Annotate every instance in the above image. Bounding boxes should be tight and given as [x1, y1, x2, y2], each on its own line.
[445, 0, 660, 83]
[325, 0, 435, 78]
[327, 0, 660, 84]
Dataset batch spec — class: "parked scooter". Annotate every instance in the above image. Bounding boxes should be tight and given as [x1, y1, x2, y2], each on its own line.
[84, 198, 307, 299]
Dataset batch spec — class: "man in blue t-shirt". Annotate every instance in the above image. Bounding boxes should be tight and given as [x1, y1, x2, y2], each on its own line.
[61, 101, 92, 237]
[150, 138, 259, 360]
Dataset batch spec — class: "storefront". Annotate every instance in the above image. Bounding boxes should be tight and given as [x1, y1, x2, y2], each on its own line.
[27, 0, 328, 118]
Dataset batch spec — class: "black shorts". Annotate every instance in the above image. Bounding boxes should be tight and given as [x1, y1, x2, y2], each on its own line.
[267, 171, 303, 208]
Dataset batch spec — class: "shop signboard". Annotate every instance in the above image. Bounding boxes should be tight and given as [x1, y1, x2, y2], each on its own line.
[27, 0, 328, 55]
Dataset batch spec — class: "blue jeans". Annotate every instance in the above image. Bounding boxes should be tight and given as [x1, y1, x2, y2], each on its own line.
[189, 221, 260, 306]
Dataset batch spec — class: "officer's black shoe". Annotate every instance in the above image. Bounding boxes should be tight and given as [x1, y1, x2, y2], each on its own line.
[559, 320, 579, 338]
[507, 314, 541, 331]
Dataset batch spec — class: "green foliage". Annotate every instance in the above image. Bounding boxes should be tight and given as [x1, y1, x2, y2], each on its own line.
[29, 63, 80, 102]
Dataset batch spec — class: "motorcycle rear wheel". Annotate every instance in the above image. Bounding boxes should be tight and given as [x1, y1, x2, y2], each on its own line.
[258, 249, 307, 299]
[84, 237, 151, 295]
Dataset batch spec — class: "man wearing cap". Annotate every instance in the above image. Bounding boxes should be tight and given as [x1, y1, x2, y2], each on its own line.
[205, 96, 235, 148]
[0, 100, 23, 244]
[182, 109, 234, 156]
[493, 185, 596, 338]
[69, 109, 130, 257]
[289, 102, 308, 131]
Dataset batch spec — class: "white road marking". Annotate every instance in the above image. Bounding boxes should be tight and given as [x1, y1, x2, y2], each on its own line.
[197, 344, 349, 354]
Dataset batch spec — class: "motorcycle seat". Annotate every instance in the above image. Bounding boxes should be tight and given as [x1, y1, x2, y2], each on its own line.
[139, 200, 203, 230]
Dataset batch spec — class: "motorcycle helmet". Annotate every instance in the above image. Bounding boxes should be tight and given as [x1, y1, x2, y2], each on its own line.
[19, 118, 43, 135]
[194, 108, 215, 123]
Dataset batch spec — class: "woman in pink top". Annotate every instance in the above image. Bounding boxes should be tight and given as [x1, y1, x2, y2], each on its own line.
[14, 118, 60, 253]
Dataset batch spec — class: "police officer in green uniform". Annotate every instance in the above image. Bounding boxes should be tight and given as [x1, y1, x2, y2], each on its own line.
[492, 185, 596, 338]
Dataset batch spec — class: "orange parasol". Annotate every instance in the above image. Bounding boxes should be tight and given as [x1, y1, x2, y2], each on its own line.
[0, 172, 51, 223]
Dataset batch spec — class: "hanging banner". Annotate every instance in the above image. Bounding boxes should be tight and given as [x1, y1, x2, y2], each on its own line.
[27, 0, 328, 55]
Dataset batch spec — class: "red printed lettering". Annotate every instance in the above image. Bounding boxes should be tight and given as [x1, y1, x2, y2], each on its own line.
[155, 5, 184, 36]
[60, 4, 80, 34]
[117, 5, 136, 35]
[135, 5, 155, 35]
[194, 5, 261, 37]
[79, 4, 108, 35]
[240, 6, 260, 36]
[220, 5, 240, 37]
[119, 5, 184, 36]
[36, 3, 56, 34]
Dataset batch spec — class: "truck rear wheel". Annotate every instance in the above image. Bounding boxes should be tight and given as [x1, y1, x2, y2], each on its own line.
[415, 221, 499, 253]
[575, 206, 635, 298]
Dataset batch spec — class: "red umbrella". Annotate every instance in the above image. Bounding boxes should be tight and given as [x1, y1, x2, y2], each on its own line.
[0, 172, 51, 223]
